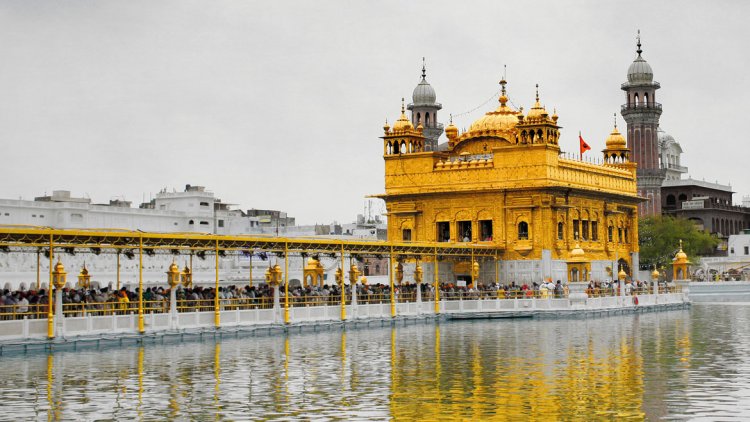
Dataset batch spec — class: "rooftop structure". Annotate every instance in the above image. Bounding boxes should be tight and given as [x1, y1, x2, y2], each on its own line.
[0, 184, 269, 235]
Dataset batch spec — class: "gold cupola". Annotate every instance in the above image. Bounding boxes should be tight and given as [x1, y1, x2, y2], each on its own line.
[524, 84, 549, 121]
[392, 98, 415, 132]
[467, 79, 520, 134]
[382, 98, 425, 155]
[603, 114, 631, 163]
[515, 84, 560, 146]
[445, 114, 459, 145]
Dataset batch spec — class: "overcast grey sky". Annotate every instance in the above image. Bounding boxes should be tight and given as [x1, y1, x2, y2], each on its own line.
[1, 1, 748, 224]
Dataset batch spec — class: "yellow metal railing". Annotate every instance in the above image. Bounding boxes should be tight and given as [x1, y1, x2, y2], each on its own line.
[61, 300, 168, 317]
[0, 285, 683, 321]
[0, 303, 47, 320]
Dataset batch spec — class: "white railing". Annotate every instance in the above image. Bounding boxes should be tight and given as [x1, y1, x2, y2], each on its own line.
[0, 292, 688, 342]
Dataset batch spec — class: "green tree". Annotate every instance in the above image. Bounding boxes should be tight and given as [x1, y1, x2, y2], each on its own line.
[638, 216, 718, 268]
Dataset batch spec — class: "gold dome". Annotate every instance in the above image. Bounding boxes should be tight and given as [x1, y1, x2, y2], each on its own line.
[674, 239, 688, 261]
[468, 79, 520, 133]
[392, 98, 414, 132]
[618, 267, 628, 280]
[651, 268, 660, 279]
[570, 243, 585, 258]
[605, 125, 627, 148]
[168, 262, 180, 273]
[79, 264, 89, 276]
[525, 85, 548, 120]
[383, 119, 390, 133]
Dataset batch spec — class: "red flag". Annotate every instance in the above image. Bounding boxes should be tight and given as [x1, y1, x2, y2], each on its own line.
[579, 133, 591, 156]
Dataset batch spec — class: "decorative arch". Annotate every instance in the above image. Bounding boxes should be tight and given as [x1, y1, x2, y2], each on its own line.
[454, 209, 472, 221]
[476, 209, 493, 221]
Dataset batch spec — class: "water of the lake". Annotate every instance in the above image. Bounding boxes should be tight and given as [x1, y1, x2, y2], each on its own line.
[1, 303, 749, 420]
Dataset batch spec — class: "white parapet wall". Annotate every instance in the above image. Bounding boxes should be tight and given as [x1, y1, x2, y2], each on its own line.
[0, 292, 689, 344]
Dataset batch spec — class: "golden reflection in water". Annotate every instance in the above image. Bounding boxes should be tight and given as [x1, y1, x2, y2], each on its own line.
[214, 342, 221, 419]
[168, 358, 179, 419]
[435, 324, 442, 409]
[137, 346, 144, 420]
[340, 330, 349, 408]
[46, 353, 54, 422]
[390, 323, 648, 420]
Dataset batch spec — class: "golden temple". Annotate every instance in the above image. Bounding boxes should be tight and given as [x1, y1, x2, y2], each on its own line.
[376, 75, 642, 282]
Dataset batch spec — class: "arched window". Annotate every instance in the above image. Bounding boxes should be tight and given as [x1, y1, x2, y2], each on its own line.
[387, 141, 392, 154]
[518, 221, 529, 240]
[425, 112, 430, 126]
[416, 112, 421, 125]
[666, 194, 676, 206]
[189, 220, 194, 225]
[634, 93, 640, 106]
[557, 222, 564, 240]
[400, 140, 406, 153]
[644, 92, 649, 105]
[571, 268, 579, 282]
[608, 225, 614, 242]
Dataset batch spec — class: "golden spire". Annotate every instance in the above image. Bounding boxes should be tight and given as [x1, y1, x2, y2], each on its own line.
[499, 77, 508, 106]
[535, 83, 540, 103]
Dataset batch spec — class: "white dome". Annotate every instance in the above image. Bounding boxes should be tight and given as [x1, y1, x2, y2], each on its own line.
[658, 127, 682, 152]
[627, 55, 653, 83]
[412, 79, 437, 105]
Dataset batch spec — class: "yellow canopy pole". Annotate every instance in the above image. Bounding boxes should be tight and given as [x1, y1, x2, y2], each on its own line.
[47, 234, 54, 339]
[284, 243, 290, 324]
[116, 252, 121, 291]
[138, 236, 144, 333]
[434, 246, 439, 315]
[340, 242, 346, 321]
[214, 239, 220, 328]
[389, 245, 395, 317]
[36, 249, 40, 290]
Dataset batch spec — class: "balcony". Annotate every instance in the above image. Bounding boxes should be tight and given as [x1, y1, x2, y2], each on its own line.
[665, 163, 688, 173]
[621, 102, 662, 112]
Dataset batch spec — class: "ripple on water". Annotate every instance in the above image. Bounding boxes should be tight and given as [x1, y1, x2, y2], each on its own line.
[1, 304, 750, 420]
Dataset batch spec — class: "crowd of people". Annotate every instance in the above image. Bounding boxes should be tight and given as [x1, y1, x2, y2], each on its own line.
[1, 278, 668, 320]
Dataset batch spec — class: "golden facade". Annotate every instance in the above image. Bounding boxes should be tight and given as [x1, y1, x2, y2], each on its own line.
[376, 79, 642, 282]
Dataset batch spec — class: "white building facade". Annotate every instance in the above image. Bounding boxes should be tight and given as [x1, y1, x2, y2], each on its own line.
[0, 185, 262, 235]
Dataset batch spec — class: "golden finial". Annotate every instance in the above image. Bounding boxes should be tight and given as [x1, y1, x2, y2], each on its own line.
[449, 113, 453, 124]
[679, 239, 683, 250]
[401, 97, 405, 114]
[613, 112, 617, 129]
[535, 84, 540, 103]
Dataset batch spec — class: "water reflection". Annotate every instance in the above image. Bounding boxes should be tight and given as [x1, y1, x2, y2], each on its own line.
[0, 304, 749, 420]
